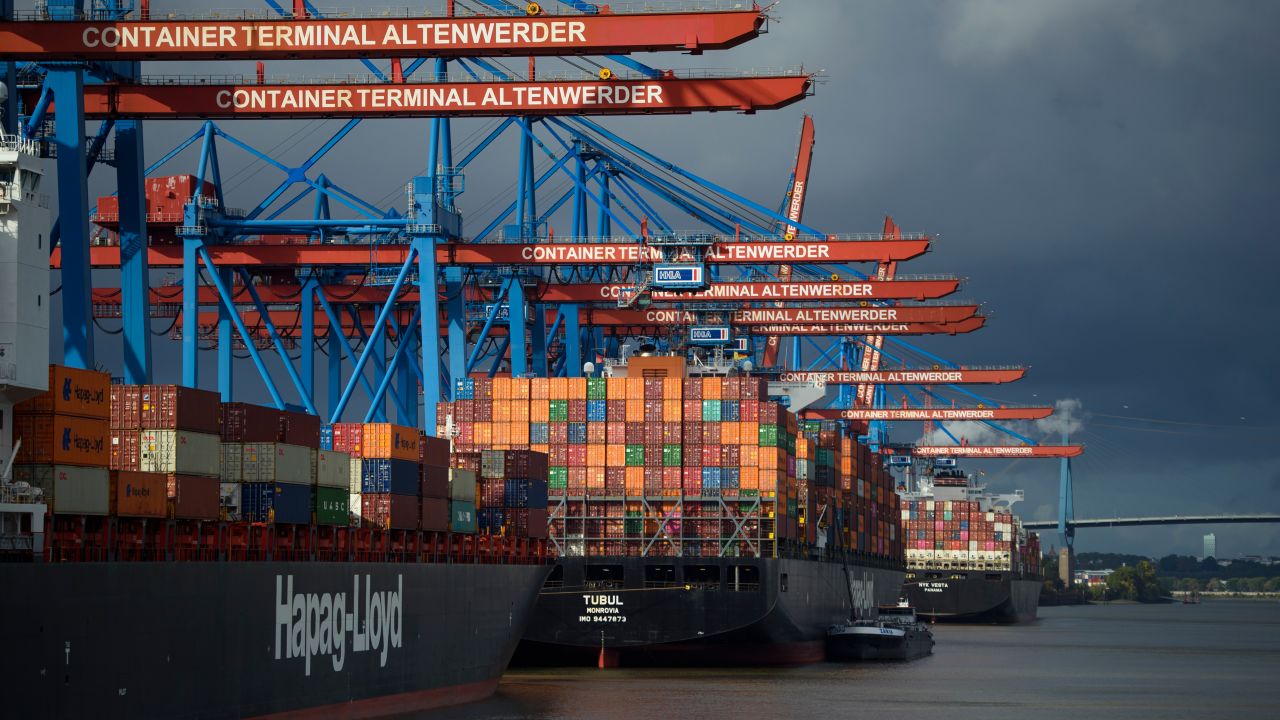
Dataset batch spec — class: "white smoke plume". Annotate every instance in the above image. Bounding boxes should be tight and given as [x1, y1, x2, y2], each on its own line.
[918, 398, 1086, 446]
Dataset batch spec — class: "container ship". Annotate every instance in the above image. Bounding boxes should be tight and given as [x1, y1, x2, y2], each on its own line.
[896, 460, 1043, 623]
[438, 353, 905, 666]
[0, 136, 550, 718]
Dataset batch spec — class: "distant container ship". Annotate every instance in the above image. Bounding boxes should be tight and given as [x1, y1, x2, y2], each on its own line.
[897, 461, 1042, 623]
[438, 353, 905, 666]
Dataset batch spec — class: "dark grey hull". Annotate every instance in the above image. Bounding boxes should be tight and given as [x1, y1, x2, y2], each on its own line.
[826, 625, 935, 662]
[517, 556, 904, 666]
[905, 571, 1041, 623]
[0, 561, 548, 719]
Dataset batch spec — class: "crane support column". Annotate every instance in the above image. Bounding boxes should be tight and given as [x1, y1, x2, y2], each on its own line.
[531, 303, 548, 376]
[564, 304, 582, 377]
[300, 278, 318, 403]
[508, 277, 528, 376]
[115, 118, 152, 383]
[217, 267, 234, 400]
[444, 266, 466, 400]
[418, 236, 442, 431]
[47, 66, 94, 369]
[327, 331, 341, 421]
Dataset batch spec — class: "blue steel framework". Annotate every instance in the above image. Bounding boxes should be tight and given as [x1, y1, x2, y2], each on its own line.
[15, 1, 1064, 504]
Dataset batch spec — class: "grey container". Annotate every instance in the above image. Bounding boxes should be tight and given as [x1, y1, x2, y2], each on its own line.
[449, 468, 477, 503]
[315, 450, 351, 489]
[140, 430, 221, 477]
[17, 464, 111, 515]
[241, 443, 311, 485]
[220, 442, 244, 482]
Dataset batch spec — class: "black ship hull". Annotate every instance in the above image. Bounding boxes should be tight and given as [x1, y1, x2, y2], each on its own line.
[516, 556, 904, 666]
[826, 625, 934, 662]
[0, 561, 548, 719]
[904, 570, 1040, 623]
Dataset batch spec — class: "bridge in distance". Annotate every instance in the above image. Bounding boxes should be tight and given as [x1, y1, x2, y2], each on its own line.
[1023, 514, 1280, 531]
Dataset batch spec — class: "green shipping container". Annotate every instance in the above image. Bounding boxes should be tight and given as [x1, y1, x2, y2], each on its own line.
[548, 400, 569, 422]
[624, 510, 643, 535]
[450, 500, 477, 534]
[315, 486, 349, 526]
[701, 400, 721, 422]
[662, 444, 682, 467]
[625, 444, 645, 467]
[587, 378, 607, 400]
[759, 424, 779, 447]
[548, 467, 568, 488]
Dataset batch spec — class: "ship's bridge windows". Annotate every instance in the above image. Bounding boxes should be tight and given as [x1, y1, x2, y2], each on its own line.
[644, 564, 677, 588]
[585, 564, 624, 590]
[729, 564, 760, 592]
[685, 564, 721, 590]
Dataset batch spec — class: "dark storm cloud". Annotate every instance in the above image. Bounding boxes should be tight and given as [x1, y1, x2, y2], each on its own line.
[50, 0, 1280, 556]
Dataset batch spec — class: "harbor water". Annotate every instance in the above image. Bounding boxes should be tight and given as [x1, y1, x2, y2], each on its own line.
[423, 600, 1280, 720]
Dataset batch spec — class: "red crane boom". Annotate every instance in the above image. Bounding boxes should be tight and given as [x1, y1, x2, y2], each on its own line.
[763, 114, 816, 366]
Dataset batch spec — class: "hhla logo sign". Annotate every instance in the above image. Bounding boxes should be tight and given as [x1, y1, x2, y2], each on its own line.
[275, 574, 403, 676]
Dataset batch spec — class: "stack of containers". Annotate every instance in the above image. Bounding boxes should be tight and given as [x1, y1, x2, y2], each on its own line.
[328, 422, 366, 523]
[13, 366, 115, 515]
[110, 384, 221, 519]
[454, 450, 550, 538]
[902, 499, 1019, 570]
[360, 423, 420, 530]
[447, 455, 479, 534]
[420, 435, 451, 532]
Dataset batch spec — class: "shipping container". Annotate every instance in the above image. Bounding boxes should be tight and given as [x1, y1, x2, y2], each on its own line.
[110, 385, 143, 430]
[15, 365, 111, 419]
[421, 465, 449, 499]
[219, 402, 280, 442]
[167, 474, 220, 519]
[449, 468, 477, 502]
[278, 409, 321, 447]
[113, 471, 168, 518]
[240, 442, 311, 485]
[420, 435, 450, 468]
[331, 422, 364, 457]
[140, 385, 221, 434]
[361, 493, 419, 530]
[314, 450, 351, 489]
[13, 465, 111, 515]
[449, 500, 477, 534]
[242, 482, 312, 524]
[361, 423, 420, 461]
[219, 442, 244, 482]
[315, 486, 349, 526]
[360, 458, 419, 495]
[219, 482, 242, 521]
[421, 497, 450, 532]
[14, 414, 110, 467]
[139, 430, 221, 476]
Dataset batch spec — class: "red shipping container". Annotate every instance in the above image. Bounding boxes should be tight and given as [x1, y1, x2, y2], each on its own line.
[421, 465, 449, 499]
[361, 493, 420, 530]
[140, 385, 220, 434]
[331, 423, 364, 457]
[422, 497, 449, 532]
[278, 409, 321, 447]
[167, 474, 220, 519]
[113, 471, 168, 518]
[420, 435, 450, 468]
[111, 385, 143, 430]
[111, 430, 142, 471]
[219, 402, 280, 442]
[527, 507, 548, 539]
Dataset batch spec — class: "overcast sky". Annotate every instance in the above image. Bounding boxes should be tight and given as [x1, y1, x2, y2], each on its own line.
[47, 0, 1280, 558]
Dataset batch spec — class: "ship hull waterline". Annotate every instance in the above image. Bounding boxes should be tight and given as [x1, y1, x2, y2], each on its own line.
[903, 571, 1041, 624]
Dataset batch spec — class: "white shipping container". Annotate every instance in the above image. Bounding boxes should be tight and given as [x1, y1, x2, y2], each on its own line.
[220, 443, 244, 482]
[24, 465, 111, 515]
[242, 443, 311, 485]
[449, 468, 477, 502]
[349, 491, 363, 519]
[140, 430, 221, 476]
[349, 457, 363, 493]
[315, 450, 351, 489]
[219, 482, 242, 521]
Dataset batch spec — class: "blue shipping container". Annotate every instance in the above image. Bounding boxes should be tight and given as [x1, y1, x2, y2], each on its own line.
[721, 401, 741, 421]
[319, 425, 334, 451]
[586, 400, 607, 422]
[530, 423, 550, 444]
[567, 423, 588, 444]
[450, 500, 478, 533]
[361, 458, 419, 495]
[242, 482, 311, 524]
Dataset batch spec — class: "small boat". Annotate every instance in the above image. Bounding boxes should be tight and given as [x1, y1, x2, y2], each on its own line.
[1182, 590, 1201, 604]
[826, 601, 935, 662]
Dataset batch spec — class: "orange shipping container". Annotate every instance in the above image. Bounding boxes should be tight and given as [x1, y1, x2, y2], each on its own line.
[722, 422, 741, 445]
[113, 471, 168, 518]
[625, 378, 644, 400]
[15, 365, 112, 419]
[663, 399, 682, 422]
[361, 423, 420, 461]
[607, 444, 626, 467]
[624, 467, 644, 494]
[531, 400, 549, 422]
[531, 378, 550, 399]
[606, 377, 626, 399]
[702, 377, 723, 400]
[626, 399, 645, 422]
[15, 414, 110, 467]
[587, 445, 606, 467]
[567, 377, 587, 397]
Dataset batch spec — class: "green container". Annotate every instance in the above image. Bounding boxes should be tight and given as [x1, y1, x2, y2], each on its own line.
[587, 378, 607, 400]
[450, 500, 477, 534]
[759, 424, 779, 447]
[624, 510, 643, 535]
[549, 400, 569, 422]
[315, 486, 349, 526]
[741, 489, 761, 498]
[549, 466, 568, 488]
[663, 444, 682, 467]
[625, 444, 645, 467]
[701, 400, 721, 422]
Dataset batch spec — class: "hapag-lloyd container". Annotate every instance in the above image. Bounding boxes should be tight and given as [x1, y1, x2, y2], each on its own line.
[139, 430, 221, 476]
[361, 422, 420, 462]
[315, 450, 351, 489]
[112, 471, 169, 518]
[218, 402, 280, 442]
[14, 414, 110, 467]
[240, 442, 311, 485]
[13, 465, 111, 515]
[140, 385, 220, 434]
[167, 474, 220, 519]
[15, 365, 111, 419]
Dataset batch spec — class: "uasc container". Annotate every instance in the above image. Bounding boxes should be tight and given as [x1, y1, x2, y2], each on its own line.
[315, 486, 349, 526]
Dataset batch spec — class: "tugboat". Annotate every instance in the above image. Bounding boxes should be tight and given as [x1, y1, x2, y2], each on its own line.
[826, 600, 934, 662]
